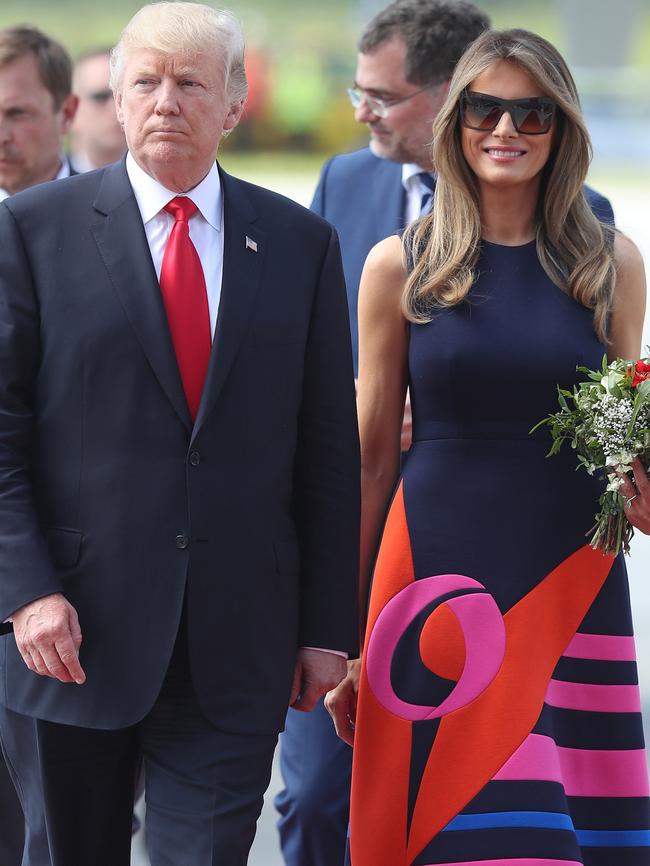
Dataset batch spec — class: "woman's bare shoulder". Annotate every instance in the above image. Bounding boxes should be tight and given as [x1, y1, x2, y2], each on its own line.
[360, 235, 407, 303]
[613, 231, 646, 304]
[614, 231, 644, 277]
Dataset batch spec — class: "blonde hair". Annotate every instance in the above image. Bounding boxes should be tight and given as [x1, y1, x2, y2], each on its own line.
[404, 28, 614, 341]
[110, 2, 247, 104]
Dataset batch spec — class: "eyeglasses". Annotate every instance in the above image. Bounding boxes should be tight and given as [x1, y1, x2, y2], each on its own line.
[347, 85, 430, 118]
[86, 89, 113, 105]
[459, 90, 556, 135]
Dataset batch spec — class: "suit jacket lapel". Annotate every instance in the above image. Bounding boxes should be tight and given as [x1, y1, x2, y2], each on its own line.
[90, 160, 192, 431]
[192, 167, 265, 439]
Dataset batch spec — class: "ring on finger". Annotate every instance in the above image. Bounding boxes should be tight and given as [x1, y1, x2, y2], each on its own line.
[624, 494, 638, 509]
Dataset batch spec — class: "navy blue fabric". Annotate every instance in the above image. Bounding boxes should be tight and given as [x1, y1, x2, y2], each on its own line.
[385, 239, 649, 864]
[275, 700, 351, 866]
[0, 705, 50, 866]
[35, 614, 277, 866]
[309, 146, 614, 375]
[0, 728, 24, 866]
[0, 159, 80, 866]
[311, 148, 406, 374]
[417, 171, 436, 215]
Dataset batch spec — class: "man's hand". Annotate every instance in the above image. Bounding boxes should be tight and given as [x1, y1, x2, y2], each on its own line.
[289, 648, 347, 713]
[324, 658, 361, 747]
[11, 593, 86, 685]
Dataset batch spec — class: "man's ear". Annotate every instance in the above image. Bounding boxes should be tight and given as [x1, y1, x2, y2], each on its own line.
[114, 90, 124, 127]
[59, 93, 79, 133]
[223, 99, 245, 132]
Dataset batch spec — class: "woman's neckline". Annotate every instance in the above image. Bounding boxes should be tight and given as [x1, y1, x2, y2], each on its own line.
[482, 237, 537, 250]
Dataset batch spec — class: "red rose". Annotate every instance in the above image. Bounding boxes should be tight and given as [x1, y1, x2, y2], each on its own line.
[632, 360, 650, 387]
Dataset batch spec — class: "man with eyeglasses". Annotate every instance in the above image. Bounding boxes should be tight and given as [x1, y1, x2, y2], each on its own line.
[70, 48, 126, 172]
[274, 4, 491, 866]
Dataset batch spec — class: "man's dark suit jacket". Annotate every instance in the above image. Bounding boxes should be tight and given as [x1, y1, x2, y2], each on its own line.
[0, 159, 360, 735]
[312, 146, 615, 374]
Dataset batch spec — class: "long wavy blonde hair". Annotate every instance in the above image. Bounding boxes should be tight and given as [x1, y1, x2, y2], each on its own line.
[404, 28, 615, 341]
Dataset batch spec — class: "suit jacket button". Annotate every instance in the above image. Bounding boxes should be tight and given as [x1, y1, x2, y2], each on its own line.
[175, 534, 189, 549]
[189, 451, 201, 466]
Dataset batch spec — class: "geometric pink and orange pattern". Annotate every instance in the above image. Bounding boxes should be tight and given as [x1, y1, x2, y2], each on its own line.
[349, 483, 648, 866]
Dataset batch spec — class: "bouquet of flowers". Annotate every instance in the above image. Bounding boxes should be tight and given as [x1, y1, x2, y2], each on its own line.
[532, 354, 650, 555]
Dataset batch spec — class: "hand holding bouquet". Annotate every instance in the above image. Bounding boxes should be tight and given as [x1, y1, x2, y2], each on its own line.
[533, 355, 650, 555]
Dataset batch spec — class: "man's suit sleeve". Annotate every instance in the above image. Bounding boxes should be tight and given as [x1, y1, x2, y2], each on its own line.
[0, 203, 63, 621]
[309, 157, 334, 216]
[292, 225, 360, 658]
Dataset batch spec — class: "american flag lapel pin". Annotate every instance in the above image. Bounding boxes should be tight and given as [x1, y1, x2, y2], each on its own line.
[245, 235, 258, 253]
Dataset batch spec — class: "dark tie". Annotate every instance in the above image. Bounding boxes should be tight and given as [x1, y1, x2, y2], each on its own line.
[418, 172, 436, 216]
[159, 196, 211, 422]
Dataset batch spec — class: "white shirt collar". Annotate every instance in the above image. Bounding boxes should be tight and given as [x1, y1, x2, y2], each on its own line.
[125, 151, 222, 232]
[401, 163, 435, 190]
[55, 156, 71, 181]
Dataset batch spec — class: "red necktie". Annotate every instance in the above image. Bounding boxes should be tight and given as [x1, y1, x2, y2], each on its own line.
[159, 196, 211, 422]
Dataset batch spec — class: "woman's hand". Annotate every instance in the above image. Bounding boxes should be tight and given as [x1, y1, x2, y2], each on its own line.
[324, 658, 361, 746]
[620, 458, 650, 534]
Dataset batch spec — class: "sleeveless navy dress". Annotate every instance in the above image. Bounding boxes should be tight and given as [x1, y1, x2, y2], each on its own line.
[348, 240, 650, 865]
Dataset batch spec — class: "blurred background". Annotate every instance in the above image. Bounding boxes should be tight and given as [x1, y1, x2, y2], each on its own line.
[1, 0, 648, 863]
[1, 0, 649, 171]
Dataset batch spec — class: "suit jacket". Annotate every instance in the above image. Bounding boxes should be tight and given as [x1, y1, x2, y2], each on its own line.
[311, 146, 615, 373]
[0, 159, 360, 735]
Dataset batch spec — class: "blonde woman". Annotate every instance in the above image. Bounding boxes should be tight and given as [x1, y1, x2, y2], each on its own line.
[326, 28, 649, 866]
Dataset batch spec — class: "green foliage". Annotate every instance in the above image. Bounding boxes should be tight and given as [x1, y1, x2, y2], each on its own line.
[533, 354, 650, 555]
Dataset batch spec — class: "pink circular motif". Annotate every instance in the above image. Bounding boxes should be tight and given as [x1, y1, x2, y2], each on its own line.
[365, 574, 506, 721]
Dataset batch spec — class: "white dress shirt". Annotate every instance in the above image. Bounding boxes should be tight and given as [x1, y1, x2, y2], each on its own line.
[402, 162, 435, 225]
[126, 152, 224, 339]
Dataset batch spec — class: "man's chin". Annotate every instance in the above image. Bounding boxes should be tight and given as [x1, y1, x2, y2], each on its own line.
[368, 138, 392, 160]
[143, 142, 187, 164]
[369, 137, 406, 164]
[0, 171, 23, 195]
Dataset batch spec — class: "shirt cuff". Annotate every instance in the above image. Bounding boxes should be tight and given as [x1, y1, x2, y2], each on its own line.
[301, 646, 348, 659]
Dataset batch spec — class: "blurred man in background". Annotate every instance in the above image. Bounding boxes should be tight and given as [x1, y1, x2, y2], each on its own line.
[275, 3, 491, 865]
[70, 48, 126, 171]
[0, 24, 78, 865]
[0, 25, 77, 200]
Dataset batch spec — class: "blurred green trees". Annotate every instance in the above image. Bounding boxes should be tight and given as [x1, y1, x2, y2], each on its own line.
[2, 0, 648, 158]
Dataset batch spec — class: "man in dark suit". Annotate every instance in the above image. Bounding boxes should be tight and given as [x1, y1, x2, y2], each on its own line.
[0, 24, 79, 866]
[0, 3, 359, 864]
[275, 3, 614, 865]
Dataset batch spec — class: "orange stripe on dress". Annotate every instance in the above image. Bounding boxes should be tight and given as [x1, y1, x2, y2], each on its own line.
[405, 544, 614, 863]
[349, 483, 415, 866]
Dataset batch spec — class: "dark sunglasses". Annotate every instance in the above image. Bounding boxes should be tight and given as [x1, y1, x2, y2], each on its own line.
[87, 88, 113, 104]
[460, 90, 556, 135]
